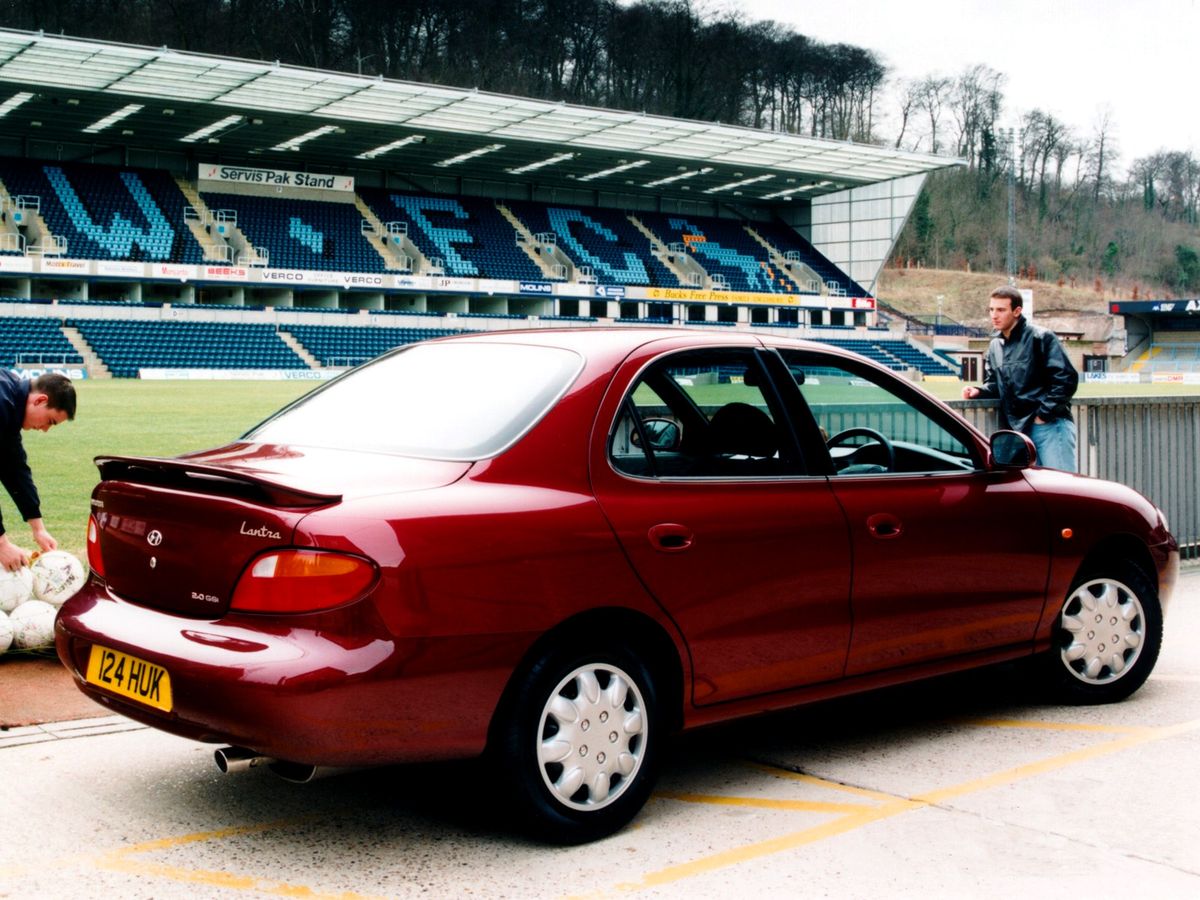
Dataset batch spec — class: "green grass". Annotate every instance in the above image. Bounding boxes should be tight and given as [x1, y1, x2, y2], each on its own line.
[19, 380, 317, 562]
[14, 374, 1200, 563]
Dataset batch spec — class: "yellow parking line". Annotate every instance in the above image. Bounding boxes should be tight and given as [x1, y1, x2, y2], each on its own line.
[601, 799, 922, 894]
[93, 818, 390, 900]
[747, 762, 901, 801]
[654, 789, 869, 815]
[915, 717, 1200, 806]
[98, 856, 388, 900]
[598, 717, 1200, 895]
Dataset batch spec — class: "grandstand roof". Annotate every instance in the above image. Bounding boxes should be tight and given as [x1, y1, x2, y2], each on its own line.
[0, 28, 960, 205]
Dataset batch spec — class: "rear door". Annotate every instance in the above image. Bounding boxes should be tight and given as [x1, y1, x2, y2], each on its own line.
[590, 340, 853, 706]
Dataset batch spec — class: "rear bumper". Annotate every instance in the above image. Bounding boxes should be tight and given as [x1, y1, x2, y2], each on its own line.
[55, 583, 526, 766]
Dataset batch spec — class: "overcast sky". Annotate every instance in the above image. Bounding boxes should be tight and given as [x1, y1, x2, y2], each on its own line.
[727, 0, 1197, 169]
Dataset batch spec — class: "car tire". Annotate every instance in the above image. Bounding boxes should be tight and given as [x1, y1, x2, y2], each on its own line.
[1042, 560, 1163, 704]
[494, 645, 660, 844]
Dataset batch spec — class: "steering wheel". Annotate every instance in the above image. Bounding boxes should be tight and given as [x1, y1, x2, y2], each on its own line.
[826, 427, 895, 473]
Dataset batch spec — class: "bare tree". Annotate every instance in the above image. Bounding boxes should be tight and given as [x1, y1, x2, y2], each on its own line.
[1088, 106, 1119, 203]
[950, 64, 1005, 168]
[893, 78, 923, 149]
[915, 75, 953, 154]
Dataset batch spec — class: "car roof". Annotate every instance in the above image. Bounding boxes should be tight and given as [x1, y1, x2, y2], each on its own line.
[430, 325, 847, 361]
[425, 327, 897, 387]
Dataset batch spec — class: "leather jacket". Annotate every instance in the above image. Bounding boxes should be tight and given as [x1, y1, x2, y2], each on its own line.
[978, 316, 1078, 434]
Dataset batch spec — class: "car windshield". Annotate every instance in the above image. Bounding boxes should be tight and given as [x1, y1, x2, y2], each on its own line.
[247, 341, 584, 460]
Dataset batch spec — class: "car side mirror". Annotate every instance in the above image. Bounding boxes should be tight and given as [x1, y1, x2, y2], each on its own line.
[990, 430, 1037, 469]
[641, 418, 681, 452]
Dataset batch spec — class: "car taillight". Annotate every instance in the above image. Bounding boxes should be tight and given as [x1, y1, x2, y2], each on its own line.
[230, 549, 377, 614]
[86, 514, 105, 578]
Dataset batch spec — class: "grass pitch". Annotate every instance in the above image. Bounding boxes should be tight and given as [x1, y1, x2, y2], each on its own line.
[20, 380, 317, 562]
[14, 375, 1200, 564]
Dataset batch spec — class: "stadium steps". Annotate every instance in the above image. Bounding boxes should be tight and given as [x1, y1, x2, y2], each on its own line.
[353, 195, 414, 271]
[0, 182, 65, 255]
[627, 215, 701, 287]
[744, 226, 822, 293]
[0, 179, 21, 248]
[174, 177, 229, 262]
[277, 330, 320, 368]
[495, 203, 562, 279]
[1130, 346, 1160, 372]
[61, 325, 111, 378]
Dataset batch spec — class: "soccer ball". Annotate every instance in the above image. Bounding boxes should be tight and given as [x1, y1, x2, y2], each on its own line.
[10, 599, 56, 650]
[0, 610, 12, 654]
[30, 550, 86, 608]
[0, 567, 34, 613]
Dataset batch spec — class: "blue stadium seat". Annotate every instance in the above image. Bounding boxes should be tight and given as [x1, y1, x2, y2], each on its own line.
[68, 319, 308, 378]
[752, 221, 871, 298]
[198, 192, 386, 273]
[282, 323, 464, 367]
[0, 159, 205, 263]
[0, 316, 83, 367]
[636, 212, 792, 294]
[358, 190, 547, 281]
[505, 201, 678, 287]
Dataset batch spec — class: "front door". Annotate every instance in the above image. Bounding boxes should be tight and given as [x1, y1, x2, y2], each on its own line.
[779, 349, 1050, 675]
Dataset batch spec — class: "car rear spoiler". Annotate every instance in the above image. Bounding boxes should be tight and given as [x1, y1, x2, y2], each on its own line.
[94, 455, 342, 509]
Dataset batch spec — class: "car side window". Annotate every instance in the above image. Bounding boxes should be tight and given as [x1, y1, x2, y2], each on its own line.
[779, 351, 979, 476]
[610, 349, 800, 478]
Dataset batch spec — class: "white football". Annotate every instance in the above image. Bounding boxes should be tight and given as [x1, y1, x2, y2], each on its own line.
[0, 610, 12, 654]
[10, 599, 56, 649]
[0, 566, 34, 613]
[30, 550, 86, 607]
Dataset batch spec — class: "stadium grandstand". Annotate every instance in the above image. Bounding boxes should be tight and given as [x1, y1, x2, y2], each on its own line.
[1107, 299, 1200, 383]
[0, 28, 964, 381]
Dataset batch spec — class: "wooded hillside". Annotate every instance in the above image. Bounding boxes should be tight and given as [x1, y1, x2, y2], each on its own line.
[2, 0, 1195, 296]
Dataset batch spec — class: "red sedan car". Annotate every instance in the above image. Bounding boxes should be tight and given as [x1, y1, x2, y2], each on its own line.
[57, 328, 1177, 843]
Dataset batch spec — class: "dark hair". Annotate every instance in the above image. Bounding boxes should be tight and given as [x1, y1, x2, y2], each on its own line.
[31, 372, 76, 420]
[989, 285, 1023, 310]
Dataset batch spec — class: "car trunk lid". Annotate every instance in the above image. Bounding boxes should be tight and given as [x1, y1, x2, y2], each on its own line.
[91, 446, 469, 617]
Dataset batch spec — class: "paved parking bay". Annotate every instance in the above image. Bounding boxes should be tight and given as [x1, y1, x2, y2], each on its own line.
[2, 569, 1198, 899]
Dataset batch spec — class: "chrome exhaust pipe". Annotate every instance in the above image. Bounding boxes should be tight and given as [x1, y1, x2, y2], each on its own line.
[214, 746, 275, 774]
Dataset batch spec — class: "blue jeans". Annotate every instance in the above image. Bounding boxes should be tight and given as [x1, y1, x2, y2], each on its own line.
[1030, 417, 1077, 472]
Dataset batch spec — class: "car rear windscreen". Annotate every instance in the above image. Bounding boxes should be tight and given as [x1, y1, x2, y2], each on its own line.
[247, 341, 584, 460]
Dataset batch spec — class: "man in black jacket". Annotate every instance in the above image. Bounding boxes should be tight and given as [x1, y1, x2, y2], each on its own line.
[962, 286, 1079, 471]
[0, 370, 76, 571]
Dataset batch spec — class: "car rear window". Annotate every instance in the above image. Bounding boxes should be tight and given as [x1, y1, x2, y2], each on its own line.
[247, 341, 584, 460]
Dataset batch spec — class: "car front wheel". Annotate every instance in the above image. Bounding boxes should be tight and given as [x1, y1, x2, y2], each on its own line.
[495, 646, 660, 844]
[1045, 561, 1163, 704]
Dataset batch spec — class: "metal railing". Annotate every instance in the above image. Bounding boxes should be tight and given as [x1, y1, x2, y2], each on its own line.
[955, 397, 1200, 559]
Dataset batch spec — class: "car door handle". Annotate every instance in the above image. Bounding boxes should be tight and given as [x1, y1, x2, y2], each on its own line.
[648, 523, 694, 553]
[866, 513, 903, 540]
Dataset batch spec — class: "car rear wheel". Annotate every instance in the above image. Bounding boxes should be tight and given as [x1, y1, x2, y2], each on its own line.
[494, 646, 660, 844]
[1044, 561, 1162, 704]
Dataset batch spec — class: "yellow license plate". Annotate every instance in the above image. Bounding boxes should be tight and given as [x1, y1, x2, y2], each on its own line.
[86, 645, 173, 713]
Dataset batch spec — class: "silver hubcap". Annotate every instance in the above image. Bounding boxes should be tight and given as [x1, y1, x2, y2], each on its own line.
[1059, 578, 1145, 685]
[536, 663, 646, 812]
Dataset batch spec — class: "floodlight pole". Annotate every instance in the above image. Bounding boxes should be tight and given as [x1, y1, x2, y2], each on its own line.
[1005, 127, 1017, 284]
